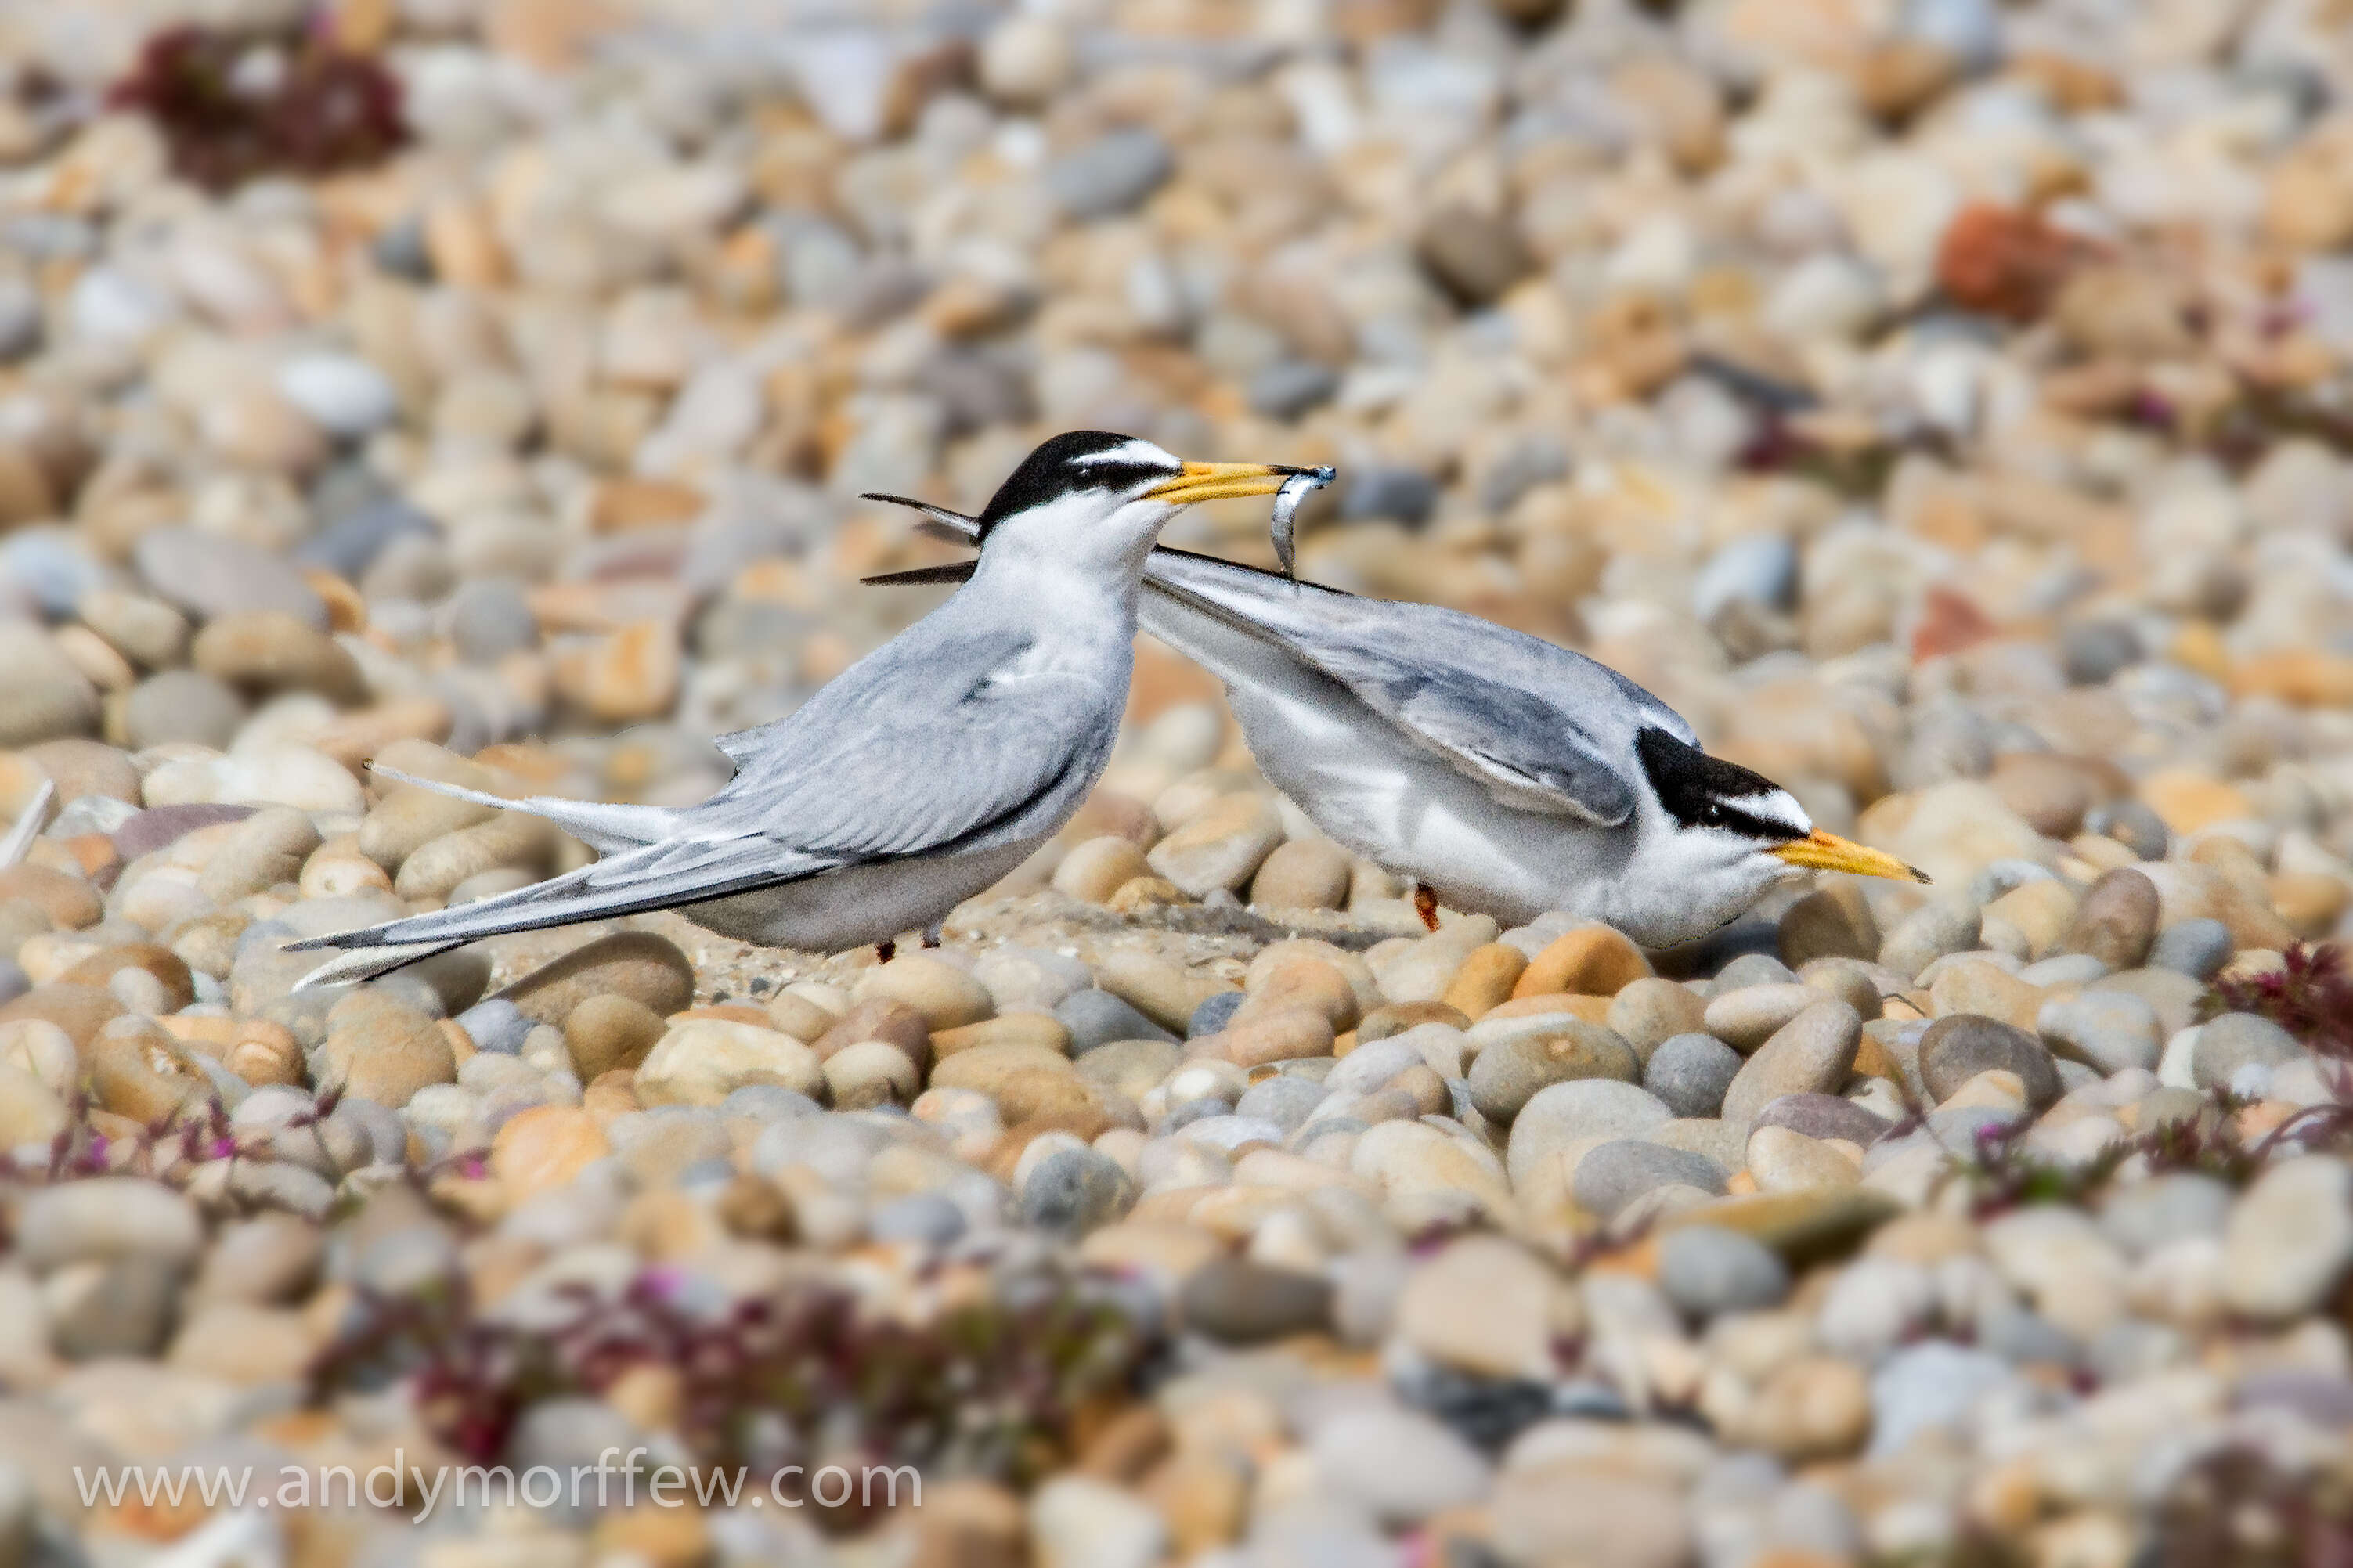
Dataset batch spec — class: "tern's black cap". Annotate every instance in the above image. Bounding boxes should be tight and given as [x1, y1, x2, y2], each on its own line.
[973, 431, 1173, 538]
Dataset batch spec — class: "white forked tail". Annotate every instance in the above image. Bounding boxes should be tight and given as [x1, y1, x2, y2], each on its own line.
[368, 763, 677, 855]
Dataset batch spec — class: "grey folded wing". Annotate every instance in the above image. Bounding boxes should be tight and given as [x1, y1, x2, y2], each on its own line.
[1139, 554, 1696, 827]
[292, 637, 1110, 959]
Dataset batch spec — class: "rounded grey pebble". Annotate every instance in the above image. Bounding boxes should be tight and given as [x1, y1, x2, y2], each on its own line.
[456, 998, 531, 1054]
[2099, 1172, 2233, 1258]
[1658, 1225, 1790, 1317]
[1189, 990, 1247, 1038]
[445, 576, 538, 664]
[1572, 1139, 1727, 1219]
[2060, 619, 2142, 686]
[1056, 989, 1177, 1051]
[1162, 1096, 1232, 1132]
[1880, 899, 1981, 981]
[1967, 858, 2055, 907]
[1018, 1147, 1131, 1238]
[868, 1191, 969, 1247]
[1248, 359, 1339, 421]
[1644, 1033, 1743, 1119]
[1752, 1090, 1891, 1145]
[1919, 1014, 2062, 1108]
[2149, 918, 2232, 980]
[1045, 126, 1174, 219]
[1710, 953, 1799, 995]
[2192, 1012, 2304, 1091]
[719, 1085, 823, 1123]
[1236, 1073, 1326, 1134]
[123, 668, 246, 750]
[2086, 800, 2167, 861]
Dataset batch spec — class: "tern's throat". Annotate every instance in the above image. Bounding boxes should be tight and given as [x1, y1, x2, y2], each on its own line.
[973, 490, 1175, 587]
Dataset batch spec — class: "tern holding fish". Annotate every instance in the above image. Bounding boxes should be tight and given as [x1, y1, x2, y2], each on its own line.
[865, 463, 1925, 946]
[288, 432, 1323, 986]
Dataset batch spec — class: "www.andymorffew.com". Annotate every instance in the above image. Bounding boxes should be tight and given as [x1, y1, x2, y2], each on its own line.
[74, 1450, 922, 1525]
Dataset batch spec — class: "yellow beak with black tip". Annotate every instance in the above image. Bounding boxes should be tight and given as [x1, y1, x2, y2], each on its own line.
[1145, 461, 1314, 506]
[1774, 829, 1931, 883]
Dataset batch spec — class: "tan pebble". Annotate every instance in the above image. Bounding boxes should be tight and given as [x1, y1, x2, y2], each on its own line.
[2269, 872, 2349, 939]
[933, 1013, 1071, 1062]
[394, 811, 557, 902]
[319, 991, 457, 1108]
[1745, 1355, 1869, 1462]
[1607, 976, 1709, 1054]
[1941, 1069, 2027, 1112]
[669, 1004, 769, 1028]
[1481, 992, 1615, 1026]
[88, 1020, 211, 1123]
[1982, 879, 2077, 960]
[564, 993, 666, 1080]
[1052, 835, 1151, 903]
[0, 1017, 77, 1095]
[0, 865, 100, 928]
[1370, 917, 1501, 1003]
[1106, 874, 1189, 911]
[167, 1301, 319, 1385]
[1441, 943, 1528, 1019]
[637, 1020, 822, 1107]
[0, 1060, 68, 1144]
[552, 621, 680, 724]
[1745, 1126, 1861, 1194]
[1926, 957, 2043, 1032]
[1247, 838, 1352, 910]
[492, 1106, 611, 1201]
[498, 929, 696, 1024]
[1146, 793, 1283, 896]
[930, 1042, 1076, 1096]
[1355, 1001, 1471, 1045]
[298, 846, 392, 899]
[77, 589, 190, 671]
[1236, 957, 1359, 1033]
[0, 981, 124, 1048]
[583, 1072, 642, 1124]
[53, 625, 136, 692]
[2138, 770, 2254, 836]
[1514, 926, 1652, 999]
[854, 952, 994, 1029]
[1208, 1006, 1337, 1069]
[190, 611, 367, 704]
[1096, 950, 1225, 1035]
[811, 998, 932, 1065]
[358, 754, 503, 869]
[714, 1171, 797, 1242]
[198, 806, 323, 904]
[763, 991, 838, 1042]
[986, 1067, 1113, 1131]
[824, 1040, 921, 1108]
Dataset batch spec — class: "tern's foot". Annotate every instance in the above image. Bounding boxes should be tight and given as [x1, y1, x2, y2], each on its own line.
[875, 938, 896, 964]
[921, 923, 943, 949]
[1413, 884, 1439, 932]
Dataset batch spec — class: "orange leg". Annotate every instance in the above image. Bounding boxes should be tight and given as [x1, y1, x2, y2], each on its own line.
[1413, 884, 1439, 932]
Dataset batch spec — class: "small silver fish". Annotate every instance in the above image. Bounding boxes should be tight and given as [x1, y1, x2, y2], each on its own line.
[1270, 466, 1335, 582]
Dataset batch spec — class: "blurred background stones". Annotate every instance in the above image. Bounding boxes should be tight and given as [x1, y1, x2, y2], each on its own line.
[0, 0, 2348, 1563]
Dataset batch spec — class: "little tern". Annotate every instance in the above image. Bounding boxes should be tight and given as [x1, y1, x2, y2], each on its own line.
[864, 486, 1925, 947]
[288, 431, 1319, 988]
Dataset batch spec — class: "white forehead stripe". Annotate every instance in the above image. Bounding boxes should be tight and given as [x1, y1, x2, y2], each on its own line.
[1072, 438, 1177, 469]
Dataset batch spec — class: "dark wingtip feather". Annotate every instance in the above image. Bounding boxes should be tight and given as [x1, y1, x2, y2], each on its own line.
[861, 562, 981, 587]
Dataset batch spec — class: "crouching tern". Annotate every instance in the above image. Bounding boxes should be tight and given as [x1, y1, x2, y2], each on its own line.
[288, 431, 1322, 989]
[864, 484, 1926, 948]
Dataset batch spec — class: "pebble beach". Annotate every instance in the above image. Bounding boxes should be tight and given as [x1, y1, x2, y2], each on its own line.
[0, 0, 2351, 1563]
